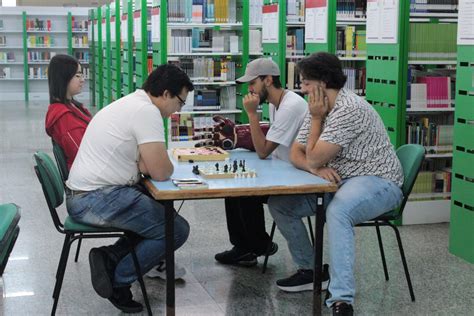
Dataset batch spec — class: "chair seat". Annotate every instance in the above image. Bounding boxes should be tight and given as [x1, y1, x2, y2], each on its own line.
[371, 208, 400, 221]
[0, 203, 20, 249]
[64, 216, 121, 233]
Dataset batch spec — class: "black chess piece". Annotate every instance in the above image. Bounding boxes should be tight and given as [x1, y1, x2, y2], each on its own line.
[192, 165, 200, 175]
[233, 160, 238, 173]
[215, 163, 219, 171]
[224, 165, 228, 173]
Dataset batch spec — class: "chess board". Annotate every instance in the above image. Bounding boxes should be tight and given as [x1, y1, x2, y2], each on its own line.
[172, 146, 230, 162]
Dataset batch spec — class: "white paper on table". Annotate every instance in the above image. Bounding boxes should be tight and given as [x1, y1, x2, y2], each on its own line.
[457, 0, 474, 45]
[151, 7, 161, 43]
[262, 4, 279, 43]
[305, 0, 328, 44]
[134, 11, 141, 42]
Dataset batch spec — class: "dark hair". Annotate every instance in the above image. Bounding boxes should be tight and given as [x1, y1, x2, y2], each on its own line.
[259, 75, 282, 89]
[143, 64, 194, 97]
[296, 52, 347, 89]
[48, 54, 81, 105]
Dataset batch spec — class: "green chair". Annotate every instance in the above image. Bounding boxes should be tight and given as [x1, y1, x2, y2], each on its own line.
[0, 203, 20, 277]
[52, 140, 86, 263]
[51, 140, 69, 184]
[33, 151, 152, 315]
[356, 144, 425, 302]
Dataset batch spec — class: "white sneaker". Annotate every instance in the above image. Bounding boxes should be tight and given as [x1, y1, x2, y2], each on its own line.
[146, 261, 186, 280]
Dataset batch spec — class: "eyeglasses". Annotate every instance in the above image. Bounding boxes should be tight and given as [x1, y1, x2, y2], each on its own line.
[176, 95, 186, 107]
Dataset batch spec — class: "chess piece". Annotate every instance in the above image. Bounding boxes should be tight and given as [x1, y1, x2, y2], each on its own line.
[215, 163, 219, 172]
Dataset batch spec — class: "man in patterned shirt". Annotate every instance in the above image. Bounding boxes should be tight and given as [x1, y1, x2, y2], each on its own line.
[268, 52, 404, 316]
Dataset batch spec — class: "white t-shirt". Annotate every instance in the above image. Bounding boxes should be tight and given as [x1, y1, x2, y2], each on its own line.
[267, 90, 308, 161]
[66, 89, 165, 191]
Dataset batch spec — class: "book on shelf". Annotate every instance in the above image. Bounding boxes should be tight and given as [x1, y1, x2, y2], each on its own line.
[286, 28, 304, 56]
[409, 23, 457, 61]
[249, 29, 262, 53]
[342, 65, 366, 95]
[0, 52, 15, 62]
[337, 27, 366, 58]
[28, 51, 56, 62]
[0, 36, 6, 46]
[0, 67, 11, 79]
[406, 117, 453, 149]
[71, 17, 88, 32]
[26, 19, 52, 31]
[410, 0, 459, 13]
[168, 0, 239, 24]
[287, 0, 305, 23]
[336, 0, 367, 19]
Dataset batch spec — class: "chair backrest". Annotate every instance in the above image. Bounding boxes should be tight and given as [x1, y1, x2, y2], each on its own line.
[52, 140, 69, 183]
[396, 144, 425, 213]
[34, 151, 65, 231]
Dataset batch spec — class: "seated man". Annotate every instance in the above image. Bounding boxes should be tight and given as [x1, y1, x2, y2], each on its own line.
[268, 52, 404, 316]
[214, 58, 309, 266]
[66, 64, 193, 313]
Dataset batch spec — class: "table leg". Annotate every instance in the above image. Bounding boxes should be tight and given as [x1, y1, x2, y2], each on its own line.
[313, 193, 325, 316]
[164, 200, 175, 316]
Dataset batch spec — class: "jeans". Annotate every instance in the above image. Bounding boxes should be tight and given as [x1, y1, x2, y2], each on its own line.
[66, 185, 190, 287]
[224, 196, 270, 254]
[268, 176, 403, 307]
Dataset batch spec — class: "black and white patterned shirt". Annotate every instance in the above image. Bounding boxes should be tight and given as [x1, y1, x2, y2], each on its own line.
[296, 88, 404, 187]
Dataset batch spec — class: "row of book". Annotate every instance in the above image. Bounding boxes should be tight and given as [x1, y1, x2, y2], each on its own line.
[168, 29, 239, 53]
[167, 0, 239, 24]
[26, 19, 52, 32]
[343, 66, 366, 95]
[71, 17, 88, 32]
[0, 52, 15, 62]
[28, 66, 48, 79]
[27, 51, 56, 62]
[170, 114, 194, 141]
[27, 35, 55, 47]
[74, 51, 89, 63]
[409, 23, 457, 61]
[171, 57, 236, 82]
[336, 0, 367, 19]
[406, 119, 453, 147]
[0, 36, 6, 46]
[286, 28, 304, 56]
[0, 67, 11, 79]
[336, 27, 366, 58]
[408, 77, 452, 108]
[411, 170, 452, 195]
[410, 0, 458, 13]
[72, 35, 88, 47]
[287, 0, 305, 23]
[181, 86, 236, 111]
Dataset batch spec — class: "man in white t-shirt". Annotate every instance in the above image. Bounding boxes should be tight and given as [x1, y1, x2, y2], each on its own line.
[66, 64, 194, 313]
[214, 58, 309, 266]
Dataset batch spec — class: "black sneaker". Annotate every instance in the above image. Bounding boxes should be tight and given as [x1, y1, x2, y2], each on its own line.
[332, 302, 353, 316]
[108, 285, 143, 313]
[214, 247, 258, 267]
[256, 242, 278, 257]
[89, 247, 116, 298]
[276, 264, 329, 292]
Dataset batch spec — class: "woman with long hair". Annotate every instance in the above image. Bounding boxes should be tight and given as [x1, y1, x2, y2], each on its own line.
[45, 54, 91, 170]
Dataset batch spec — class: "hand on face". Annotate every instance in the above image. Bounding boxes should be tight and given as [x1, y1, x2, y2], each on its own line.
[243, 92, 260, 114]
[308, 84, 329, 120]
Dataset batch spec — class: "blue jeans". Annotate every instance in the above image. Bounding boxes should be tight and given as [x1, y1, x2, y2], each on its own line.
[268, 176, 403, 307]
[66, 185, 190, 287]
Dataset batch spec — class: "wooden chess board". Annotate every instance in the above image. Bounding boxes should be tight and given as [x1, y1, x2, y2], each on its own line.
[172, 146, 230, 162]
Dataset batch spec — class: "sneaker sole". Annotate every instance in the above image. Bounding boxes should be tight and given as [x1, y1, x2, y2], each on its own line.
[89, 249, 113, 299]
[277, 280, 329, 293]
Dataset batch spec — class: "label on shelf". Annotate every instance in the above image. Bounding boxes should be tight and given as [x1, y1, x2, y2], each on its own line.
[262, 4, 279, 43]
[151, 7, 160, 43]
[121, 15, 128, 42]
[305, 0, 328, 44]
[110, 16, 116, 42]
[367, 0, 399, 44]
[457, 0, 474, 45]
[133, 11, 141, 43]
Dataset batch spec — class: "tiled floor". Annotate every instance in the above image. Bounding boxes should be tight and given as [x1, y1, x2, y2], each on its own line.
[0, 101, 473, 315]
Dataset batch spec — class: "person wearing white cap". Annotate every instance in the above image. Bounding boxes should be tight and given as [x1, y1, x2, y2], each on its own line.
[214, 58, 311, 267]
